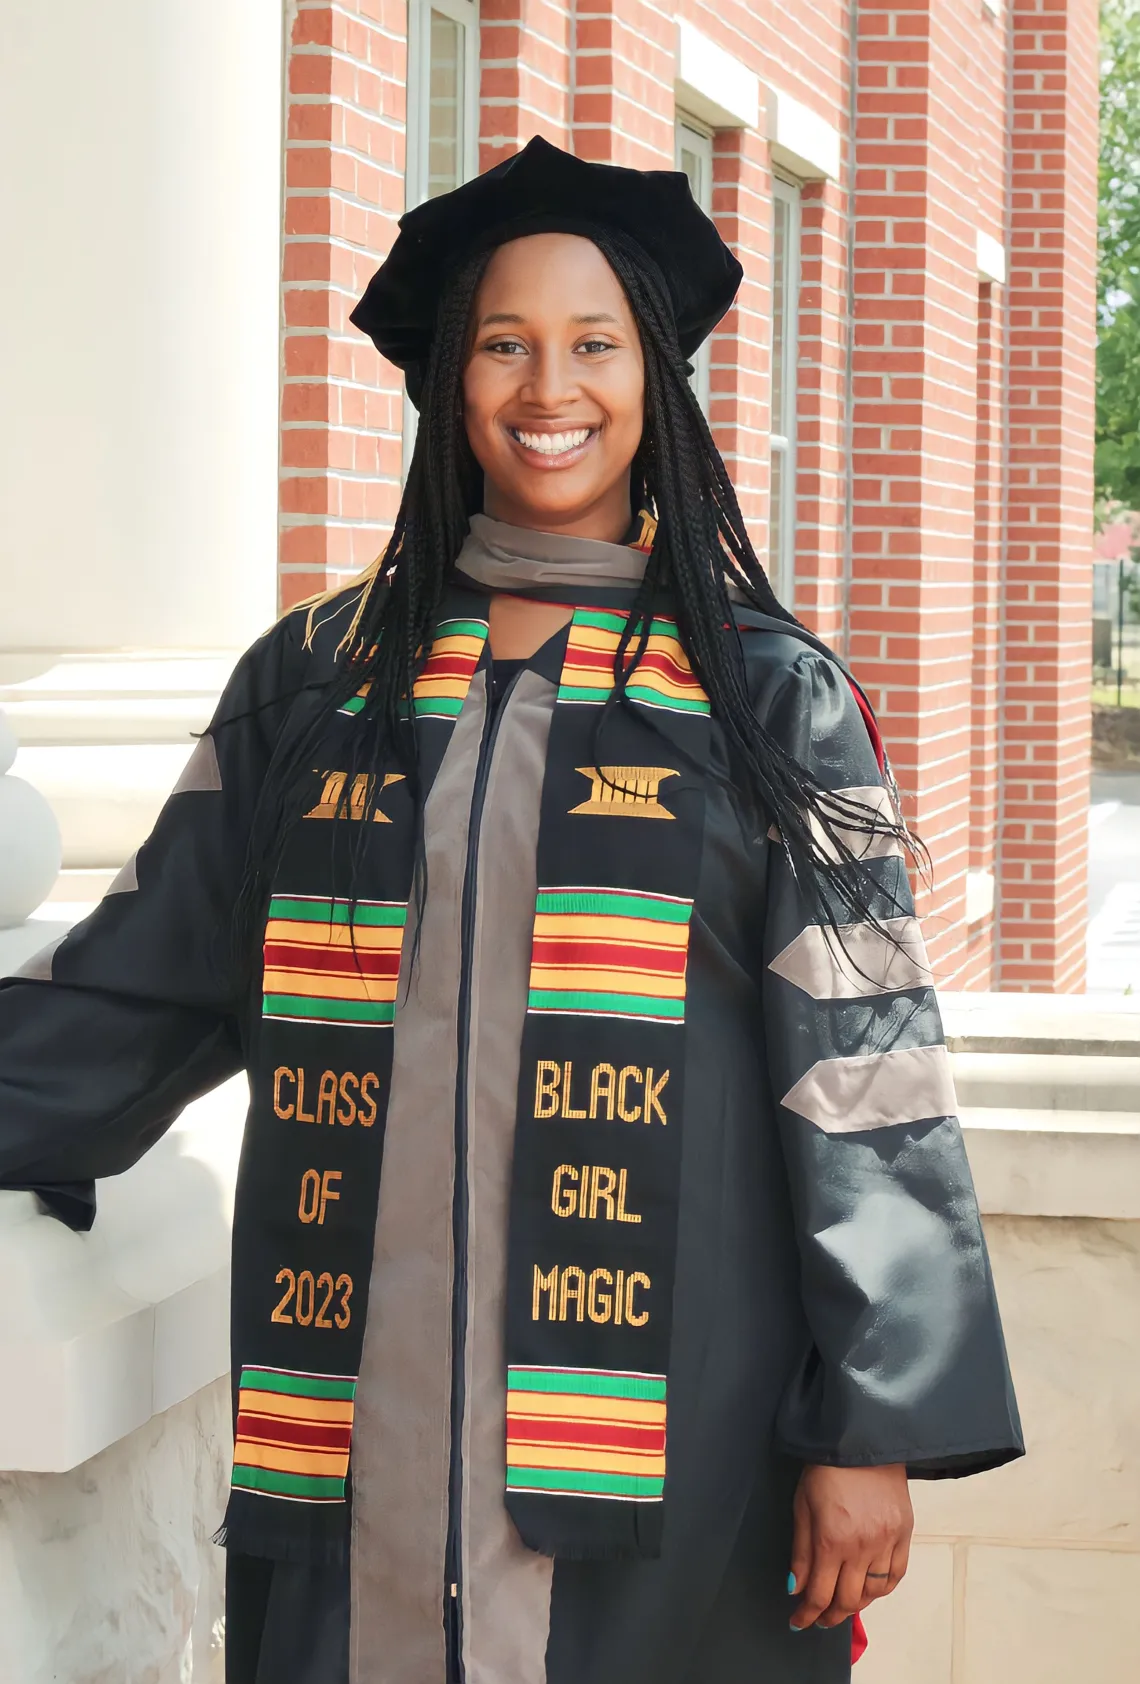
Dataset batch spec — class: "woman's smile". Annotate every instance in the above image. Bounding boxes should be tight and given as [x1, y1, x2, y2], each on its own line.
[504, 423, 599, 467]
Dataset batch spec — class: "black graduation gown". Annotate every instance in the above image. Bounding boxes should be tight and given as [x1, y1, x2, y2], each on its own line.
[0, 561, 1022, 1684]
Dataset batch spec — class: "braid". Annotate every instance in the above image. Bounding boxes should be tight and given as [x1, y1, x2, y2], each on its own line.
[234, 228, 920, 972]
[588, 230, 922, 936]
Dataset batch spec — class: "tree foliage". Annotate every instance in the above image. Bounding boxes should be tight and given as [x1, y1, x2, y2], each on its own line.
[1097, 0, 1140, 507]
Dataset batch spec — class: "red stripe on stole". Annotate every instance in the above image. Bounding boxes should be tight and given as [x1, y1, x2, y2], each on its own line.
[567, 645, 697, 688]
[531, 939, 687, 975]
[507, 1416, 666, 1454]
[419, 653, 479, 679]
[236, 1412, 353, 1452]
[263, 944, 401, 979]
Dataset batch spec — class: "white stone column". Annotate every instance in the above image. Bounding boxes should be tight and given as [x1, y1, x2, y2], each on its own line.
[0, 0, 283, 872]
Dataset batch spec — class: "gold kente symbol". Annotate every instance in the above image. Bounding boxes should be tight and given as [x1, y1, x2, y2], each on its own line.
[569, 765, 678, 819]
[304, 771, 405, 823]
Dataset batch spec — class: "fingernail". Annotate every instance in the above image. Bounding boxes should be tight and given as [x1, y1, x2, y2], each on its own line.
[789, 1622, 803, 1632]
[786, 1572, 797, 1595]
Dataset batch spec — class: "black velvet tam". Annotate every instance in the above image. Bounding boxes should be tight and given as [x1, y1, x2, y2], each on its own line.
[349, 136, 743, 408]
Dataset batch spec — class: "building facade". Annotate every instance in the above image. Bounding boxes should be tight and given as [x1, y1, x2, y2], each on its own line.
[0, 0, 1099, 992]
[277, 0, 1098, 993]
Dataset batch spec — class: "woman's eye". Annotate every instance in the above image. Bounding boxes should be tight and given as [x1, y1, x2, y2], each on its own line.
[485, 338, 527, 356]
[577, 338, 616, 355]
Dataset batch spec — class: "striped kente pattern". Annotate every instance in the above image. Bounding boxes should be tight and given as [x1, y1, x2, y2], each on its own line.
[262, 895, 407, 1026]
[557, 608, 710, 715]
[338, 617, 489, 718]
[506, 1366, 667, 1501]
[527, 887, 693, 1022]
[232, 1367, 357, 1504]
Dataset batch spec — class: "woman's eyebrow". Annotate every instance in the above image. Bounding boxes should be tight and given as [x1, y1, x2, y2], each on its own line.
[477, 310, 621, 327]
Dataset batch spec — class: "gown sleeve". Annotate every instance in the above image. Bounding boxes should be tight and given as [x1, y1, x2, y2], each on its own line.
[756, 647, 1024, 1478]
[0, 614, 307, 1231]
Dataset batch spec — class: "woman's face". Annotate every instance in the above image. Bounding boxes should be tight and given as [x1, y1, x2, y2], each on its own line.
[462, 233, 646, 540]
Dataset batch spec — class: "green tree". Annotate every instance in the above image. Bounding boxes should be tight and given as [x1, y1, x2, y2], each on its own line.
[1097, 0, 1140, 506]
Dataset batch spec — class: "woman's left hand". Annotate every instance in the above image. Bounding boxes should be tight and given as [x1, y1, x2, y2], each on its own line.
[787, 1463, 913, 1631]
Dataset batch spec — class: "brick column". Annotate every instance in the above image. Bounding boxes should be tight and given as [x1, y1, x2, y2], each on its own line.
[998, 0, 1097, 990]
[848, 0, 985, 977]
[793, 176, 852, 650]
[708, 133, 772, 552]
[479, 0, 572, 172]
[279, 0, 407, 612]
[573, 1, 674, 168]
[964, 283, 1004, 989]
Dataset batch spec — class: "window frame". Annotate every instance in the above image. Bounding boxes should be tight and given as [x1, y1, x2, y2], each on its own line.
[674, 115, 715, 416]
[404, 0, 480, 213]
[403, 0, 480, 475]
[768, 174, 801, 608]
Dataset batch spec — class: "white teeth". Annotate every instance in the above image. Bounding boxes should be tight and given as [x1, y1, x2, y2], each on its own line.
[513, 428, 591, 455]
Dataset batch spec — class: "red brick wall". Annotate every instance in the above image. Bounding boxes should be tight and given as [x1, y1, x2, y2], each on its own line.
[967, 282, 1004, 991]
[279, 0, 407, 613]
[276, 0, 1098, 991]
[999, 0, 1097, 990]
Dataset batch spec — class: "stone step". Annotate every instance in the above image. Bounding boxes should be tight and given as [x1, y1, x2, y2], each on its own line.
[941, 989, 1140, 1058]
[952, 1051, 1140, 1113]
[959, 1106, 1140, 1220]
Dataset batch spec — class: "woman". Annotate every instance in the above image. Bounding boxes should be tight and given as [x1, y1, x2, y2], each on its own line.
[0, 138, 1021, 1683]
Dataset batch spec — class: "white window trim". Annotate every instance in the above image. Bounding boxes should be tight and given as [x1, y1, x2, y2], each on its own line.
[403, 0, 480, 476]
[675, 115, 715, 417]
[770, 175, 801, 607]
[405, 0, 479, 212]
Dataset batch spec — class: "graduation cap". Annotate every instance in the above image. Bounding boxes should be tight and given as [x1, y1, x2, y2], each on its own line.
[350, 135, 743, 408]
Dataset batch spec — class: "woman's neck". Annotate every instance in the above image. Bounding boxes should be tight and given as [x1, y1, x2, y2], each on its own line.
[481, 479, 632, 544]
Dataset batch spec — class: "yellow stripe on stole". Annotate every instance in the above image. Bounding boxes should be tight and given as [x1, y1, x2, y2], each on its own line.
[233, 1443, 350, 1478]
[262, 970, 400, 1002]
[505, 1445, 667, 1476]
[237, 1391, 355, 1425]
[264, 921, 405, 952]
[529, 966, 687, 997]
[507, 1394, 667, 1426]
[531, 915, 690, 947]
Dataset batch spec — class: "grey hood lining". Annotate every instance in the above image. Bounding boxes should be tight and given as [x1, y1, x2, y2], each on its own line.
[456, 514, 650, 590]
[455, 513, 747, 601]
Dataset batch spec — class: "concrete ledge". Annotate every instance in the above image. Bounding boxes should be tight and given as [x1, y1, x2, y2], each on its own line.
[675, 20, 760, 130]
[953, 1051, 1140, 1112]
[11, 743, 194, 868]
[0, 652, 235, 746]
[0, 1076, 245, 1472]
[961, 1108, 1140, 1220]
[941, 990, 1140, 1058]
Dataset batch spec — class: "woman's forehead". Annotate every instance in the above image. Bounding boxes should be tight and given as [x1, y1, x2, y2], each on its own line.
[474, 233, 631, 320]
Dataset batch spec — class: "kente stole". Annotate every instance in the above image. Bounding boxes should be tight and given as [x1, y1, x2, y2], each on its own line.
[220, 588, 710, 1564]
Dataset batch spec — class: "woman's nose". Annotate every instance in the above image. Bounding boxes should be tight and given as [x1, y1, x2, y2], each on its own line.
[522, 345, 577, 410]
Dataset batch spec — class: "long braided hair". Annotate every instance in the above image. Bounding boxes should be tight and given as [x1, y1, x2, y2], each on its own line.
[234, 227, 919, 970]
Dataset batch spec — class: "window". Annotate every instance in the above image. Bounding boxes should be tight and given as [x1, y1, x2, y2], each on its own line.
[405, 0, 479, 210]
[403, 1, 479, 474]
[769, 178, 801, 606]
[675, 117, 714, 415]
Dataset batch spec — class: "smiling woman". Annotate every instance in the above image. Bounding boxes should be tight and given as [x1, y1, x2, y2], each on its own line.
[0, 137, 1022, 1684]
[463, 234, 646, 538]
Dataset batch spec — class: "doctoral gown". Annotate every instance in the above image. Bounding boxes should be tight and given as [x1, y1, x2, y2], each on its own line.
[0, 517, 1023, 1684]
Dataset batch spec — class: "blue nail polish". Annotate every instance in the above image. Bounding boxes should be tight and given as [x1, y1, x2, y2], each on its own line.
[789, 1622, 803, 1633]
[786, 1572, 797, 1595]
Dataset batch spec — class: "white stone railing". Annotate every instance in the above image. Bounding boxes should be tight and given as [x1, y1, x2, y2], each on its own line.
[0, 1077, 245, 1684]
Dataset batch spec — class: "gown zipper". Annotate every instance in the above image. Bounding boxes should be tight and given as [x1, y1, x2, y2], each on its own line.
[445, 663, 523, 1684]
